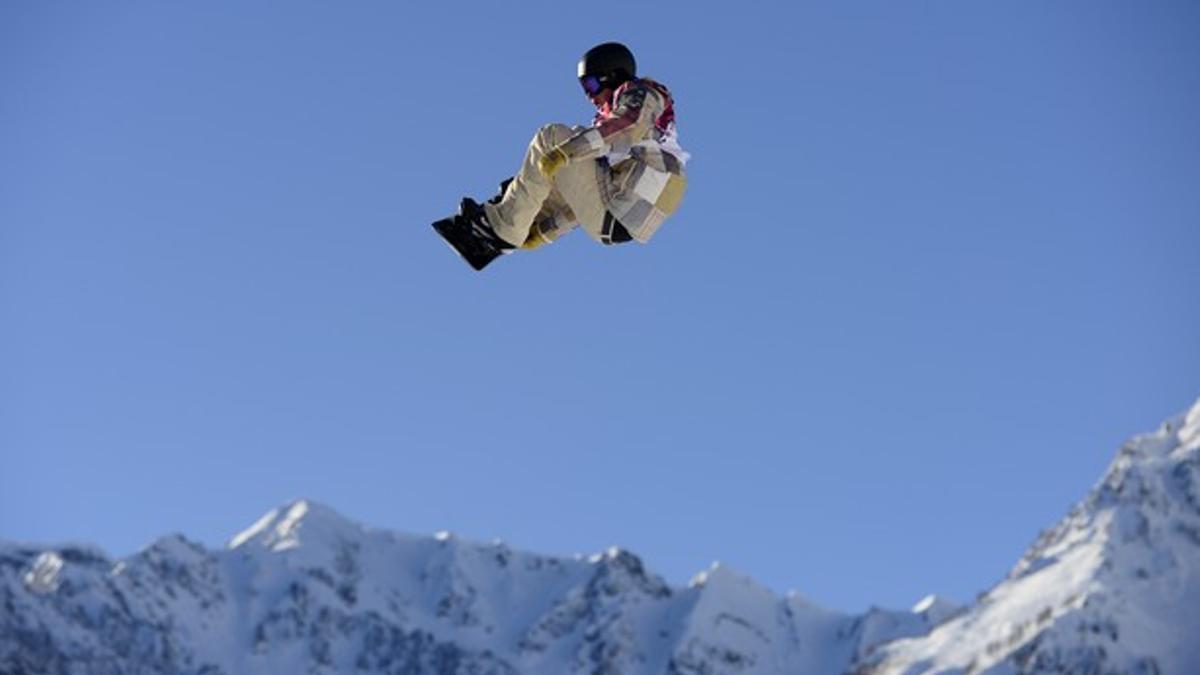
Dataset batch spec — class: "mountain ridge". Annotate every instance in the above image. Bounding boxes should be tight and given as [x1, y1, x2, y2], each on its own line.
[3, 398, 1198, 674]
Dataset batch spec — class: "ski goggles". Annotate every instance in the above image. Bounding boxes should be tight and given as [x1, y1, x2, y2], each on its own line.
[579, 74, 605, 96]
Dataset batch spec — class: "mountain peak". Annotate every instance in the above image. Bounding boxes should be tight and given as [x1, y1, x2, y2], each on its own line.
[227, 499, 359, 551]
[1175, 396, 1200, 450]
[910, 594, 961, 624]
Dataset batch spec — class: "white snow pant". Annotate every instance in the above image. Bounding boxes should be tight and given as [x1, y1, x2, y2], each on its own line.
[484, 124, 609, 247]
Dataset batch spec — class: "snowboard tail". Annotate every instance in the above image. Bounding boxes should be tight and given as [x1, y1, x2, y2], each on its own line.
[431, 183, 516, 272]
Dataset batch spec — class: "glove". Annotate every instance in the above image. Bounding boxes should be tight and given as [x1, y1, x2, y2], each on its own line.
[521, 221, 553, 250]
[538, 146, 569, 178]
[521, 232, 549, 250]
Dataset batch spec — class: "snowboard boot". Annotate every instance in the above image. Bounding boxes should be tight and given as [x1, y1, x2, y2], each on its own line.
[488, 178, 514, 205]
[459, 197, 516, 248]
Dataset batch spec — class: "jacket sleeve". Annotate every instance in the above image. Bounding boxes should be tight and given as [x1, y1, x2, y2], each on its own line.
[558, 84, 663, 162]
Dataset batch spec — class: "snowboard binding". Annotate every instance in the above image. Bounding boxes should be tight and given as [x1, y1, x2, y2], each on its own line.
[431, 181, 515, 271]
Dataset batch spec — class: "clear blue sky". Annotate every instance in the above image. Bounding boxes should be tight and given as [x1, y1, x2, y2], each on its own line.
[2, 1, 1198, 613]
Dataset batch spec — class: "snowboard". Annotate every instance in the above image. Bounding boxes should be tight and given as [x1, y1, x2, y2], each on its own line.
[432, 184, 517, 271]
[432, 213, 509, 271]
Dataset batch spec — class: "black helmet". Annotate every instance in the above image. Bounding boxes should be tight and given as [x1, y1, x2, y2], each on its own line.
[578, 42, 636, 93]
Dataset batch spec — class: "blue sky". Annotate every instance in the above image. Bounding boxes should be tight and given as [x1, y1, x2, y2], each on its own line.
[2, 1, 1198, 613]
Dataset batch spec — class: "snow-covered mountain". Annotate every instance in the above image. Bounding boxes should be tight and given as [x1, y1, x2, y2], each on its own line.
[1, 499, 950, 675]
[855, 399, 1200, 675]
[4, 399, 1199, 675]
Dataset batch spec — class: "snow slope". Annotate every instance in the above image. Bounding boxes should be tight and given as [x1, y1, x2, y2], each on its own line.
[856, 399, 1200, 675]
[3, 399, 1198, 675]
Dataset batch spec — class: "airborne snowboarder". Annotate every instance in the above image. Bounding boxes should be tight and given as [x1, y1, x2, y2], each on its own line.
[433, 42, 689, 270]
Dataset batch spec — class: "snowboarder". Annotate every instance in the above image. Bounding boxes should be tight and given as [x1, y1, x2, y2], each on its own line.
[433, 42, 689, 270]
